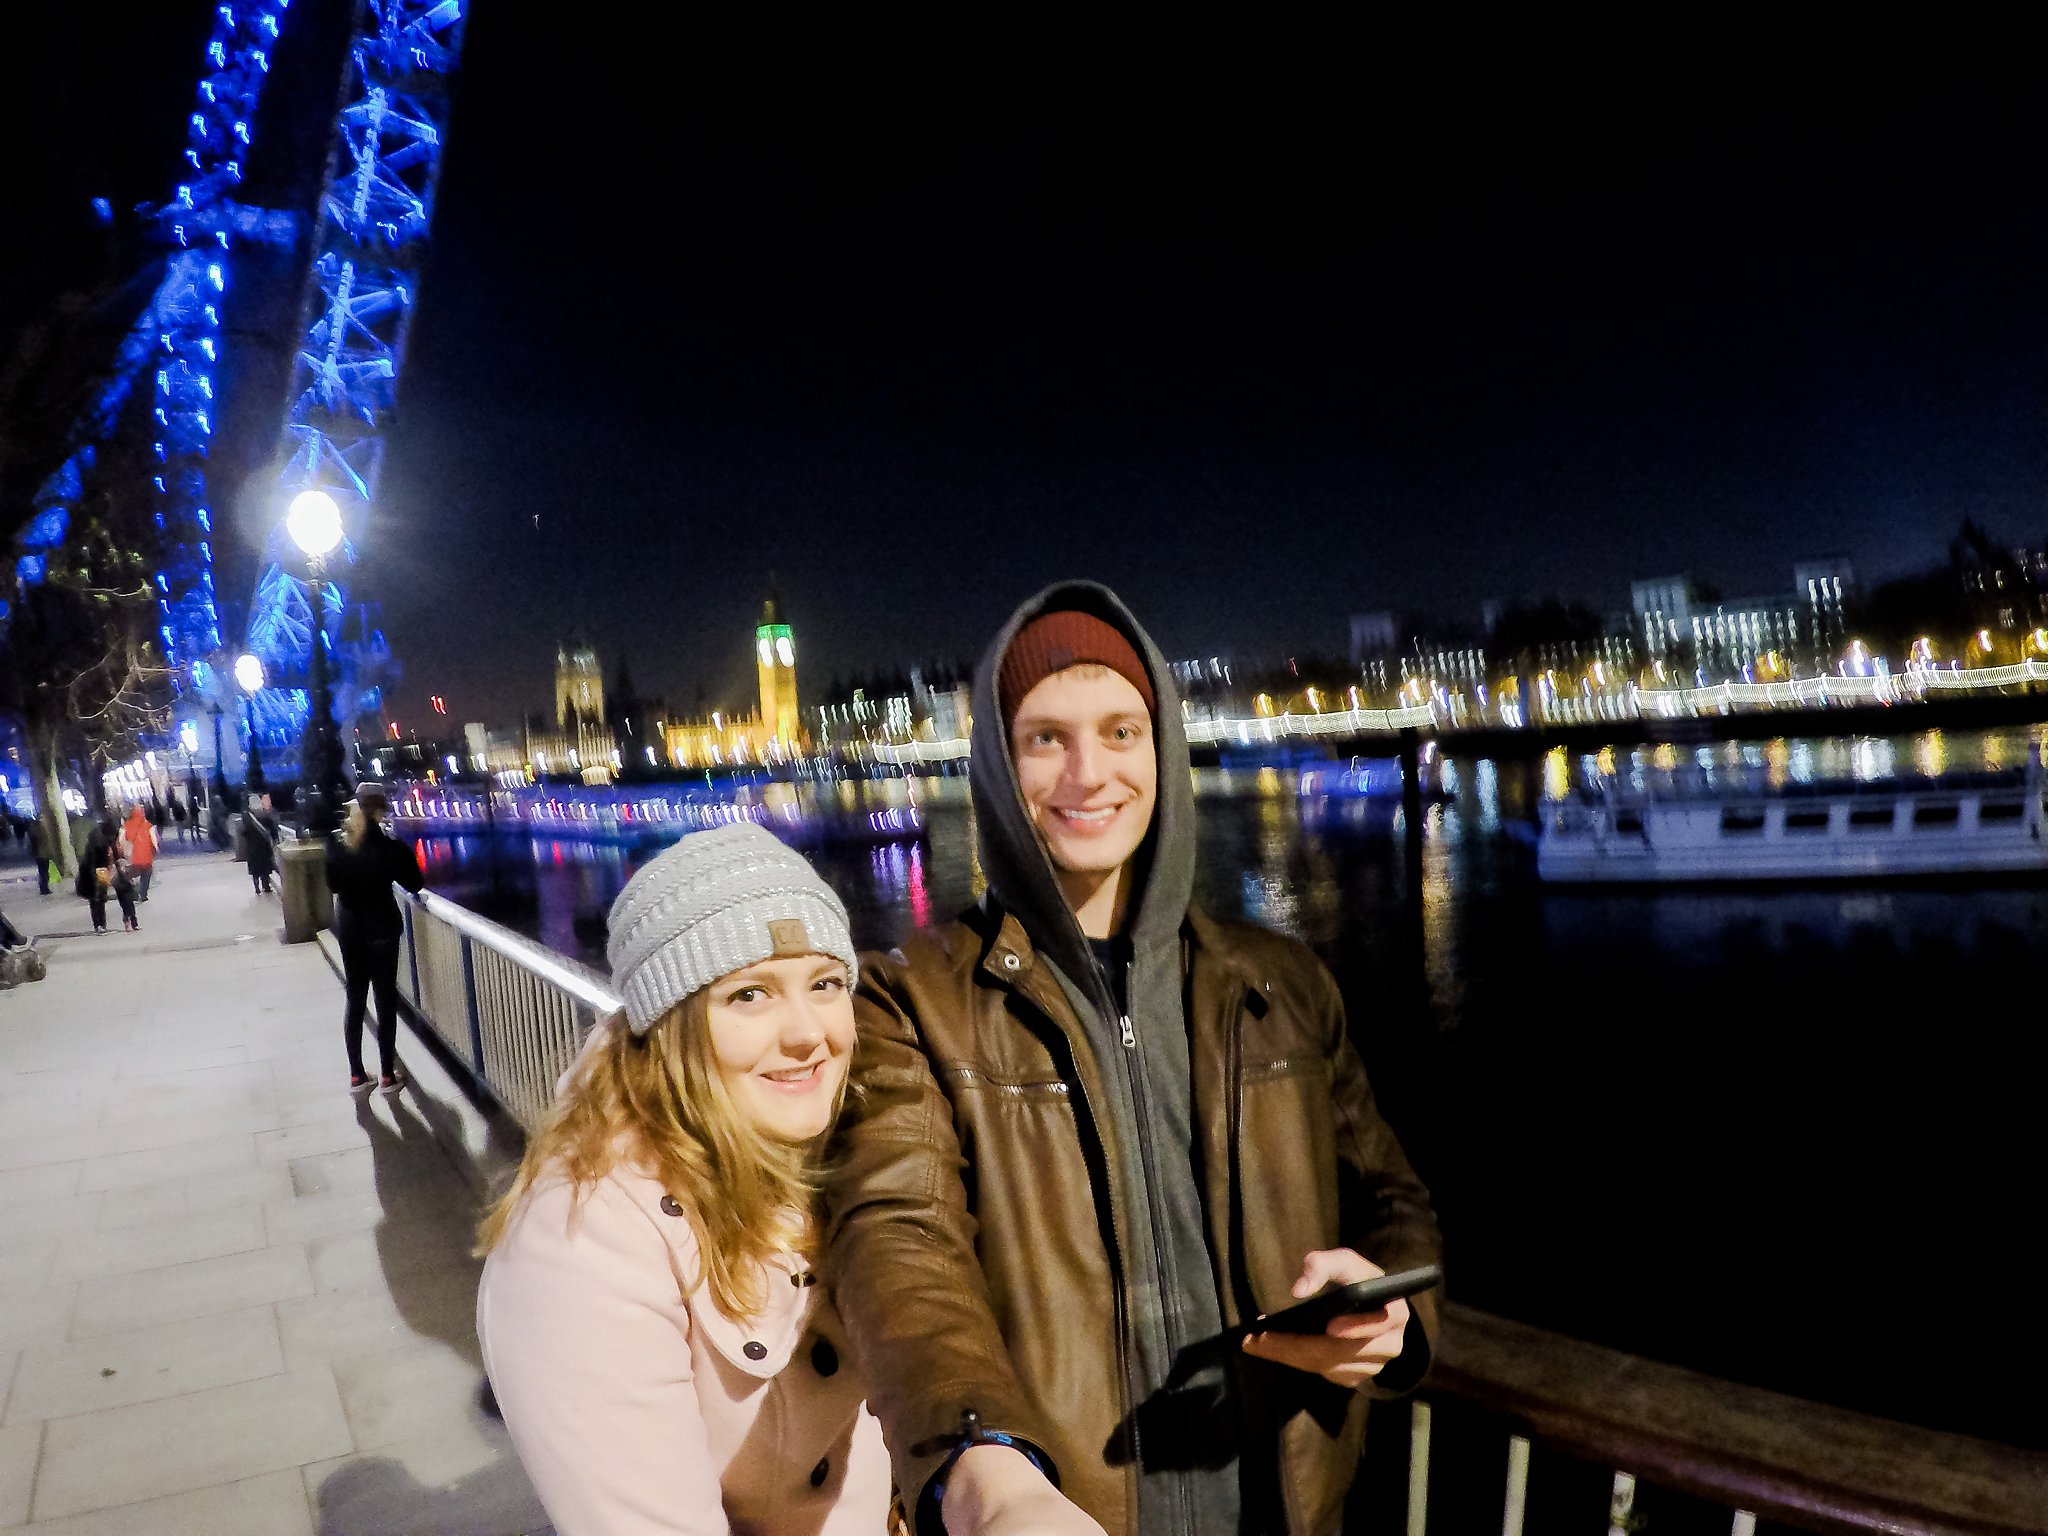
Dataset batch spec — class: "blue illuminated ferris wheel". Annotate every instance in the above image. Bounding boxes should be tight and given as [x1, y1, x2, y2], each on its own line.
[245, 0, 466, 748]
[9, 0, 467, 762]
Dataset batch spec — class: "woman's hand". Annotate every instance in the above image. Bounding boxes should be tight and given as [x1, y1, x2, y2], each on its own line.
[1240, 1247, 1411, 1390]
[941, 1444, 1106, 1536]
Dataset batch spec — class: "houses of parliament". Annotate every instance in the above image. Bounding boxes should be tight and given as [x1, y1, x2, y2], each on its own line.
[521, 600, 805, 781]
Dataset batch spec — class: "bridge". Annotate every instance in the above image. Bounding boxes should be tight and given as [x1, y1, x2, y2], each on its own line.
[5, 836, 2043, 1534]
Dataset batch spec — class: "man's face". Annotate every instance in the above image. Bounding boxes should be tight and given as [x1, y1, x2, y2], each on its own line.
[1009, 665, 1158, 878]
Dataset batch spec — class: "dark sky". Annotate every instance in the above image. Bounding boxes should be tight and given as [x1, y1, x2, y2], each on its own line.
[14, 14, 2048, 728]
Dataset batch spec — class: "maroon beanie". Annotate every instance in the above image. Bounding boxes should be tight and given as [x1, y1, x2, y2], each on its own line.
[998, 610, 1157, 729]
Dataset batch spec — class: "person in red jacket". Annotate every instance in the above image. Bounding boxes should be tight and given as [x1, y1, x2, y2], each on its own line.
[121, 803, 158, 902]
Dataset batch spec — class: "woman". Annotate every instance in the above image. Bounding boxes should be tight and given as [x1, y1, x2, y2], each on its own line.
[476, 822, 890, 1535]
[324, 782, 424, 1092]
[241, 794, 278, 894]
[122, 802, 158, 901]
[76, 812, 137, 933]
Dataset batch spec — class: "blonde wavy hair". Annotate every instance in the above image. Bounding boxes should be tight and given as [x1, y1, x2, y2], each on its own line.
[476, 988, 840, 1320]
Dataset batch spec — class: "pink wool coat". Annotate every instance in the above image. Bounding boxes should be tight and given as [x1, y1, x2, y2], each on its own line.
[478, 1166, 892, 1535]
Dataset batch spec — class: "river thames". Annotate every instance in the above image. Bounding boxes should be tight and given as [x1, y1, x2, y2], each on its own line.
[415, 725, 2047, 1454]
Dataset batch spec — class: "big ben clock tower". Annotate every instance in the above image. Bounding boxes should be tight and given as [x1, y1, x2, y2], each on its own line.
[755, 599, 800, 747]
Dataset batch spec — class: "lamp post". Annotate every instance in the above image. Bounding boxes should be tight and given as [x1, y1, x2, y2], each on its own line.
[235, 652, 267, 796]
[208, 701, 231, 848]
[287, 489, 348, 836]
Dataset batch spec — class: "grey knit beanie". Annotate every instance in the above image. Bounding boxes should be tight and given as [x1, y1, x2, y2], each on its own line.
[606, 822, 858, 1036]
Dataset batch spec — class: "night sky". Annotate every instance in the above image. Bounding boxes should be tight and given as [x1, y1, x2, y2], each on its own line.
[12, 13, 2048, 728]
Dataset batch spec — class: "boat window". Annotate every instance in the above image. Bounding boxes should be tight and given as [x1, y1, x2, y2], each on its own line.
[1720, 808, 1766, 834]
[1784, 809, 1830, 831]
[1614, 813, 1643, 834]
[1979, 800, 2025, 823]
[1912, 803, 1961, 828]
[1848, 806, 1896, 829]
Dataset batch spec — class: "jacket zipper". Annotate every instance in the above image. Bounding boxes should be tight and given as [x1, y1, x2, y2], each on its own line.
[1005, 973, 1143, 1494]
[1103, 958, 1190, 1528]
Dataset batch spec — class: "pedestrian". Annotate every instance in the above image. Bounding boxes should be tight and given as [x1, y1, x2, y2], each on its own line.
[324, 783, 423, 1092]
[824, 584, 1444, 1536]
[476, 822, 891, 1534]
[77, 813, 138, 934]
[168, 789, 189, 843]
[240, 793, 277, 894]
[27, 815, 52, 896]
[122, 801, 158, 901]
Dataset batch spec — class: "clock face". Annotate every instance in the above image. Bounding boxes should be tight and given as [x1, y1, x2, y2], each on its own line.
[776, 636, 795, 667]
[758, 638, 774, 666]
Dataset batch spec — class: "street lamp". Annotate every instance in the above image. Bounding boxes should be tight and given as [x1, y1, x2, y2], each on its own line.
[208, 701, 231, 848]
[235, 652, 267, 795]
[287, 488, 348, 835]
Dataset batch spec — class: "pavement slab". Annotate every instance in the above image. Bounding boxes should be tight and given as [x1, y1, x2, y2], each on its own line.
[0, 847, 544, 1533]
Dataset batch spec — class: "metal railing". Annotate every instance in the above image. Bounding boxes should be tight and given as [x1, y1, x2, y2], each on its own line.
[1409, 1301, 2048, 1536]
[383, 889, 2047, 1534]
[395, 887, 619, 1135]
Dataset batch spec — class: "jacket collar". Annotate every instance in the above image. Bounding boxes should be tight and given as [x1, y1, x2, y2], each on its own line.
[684, 1246, 817, 1381]
[975, 898, 1261, 1000]
[612, 1167, 818, 1382]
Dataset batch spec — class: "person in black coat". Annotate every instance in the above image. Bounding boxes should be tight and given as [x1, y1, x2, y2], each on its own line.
[241, 794, 279, 893]
[76, 814, 138, 933]
[325, 781, 425, 1091]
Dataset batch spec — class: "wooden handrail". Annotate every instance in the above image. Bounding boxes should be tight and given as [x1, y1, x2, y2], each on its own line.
[1429, 1302, 2048, 1536]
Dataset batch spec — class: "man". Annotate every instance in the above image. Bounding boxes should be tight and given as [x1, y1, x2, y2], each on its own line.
[27, 814, 52, 895]
[826, 583, 1442, 1536]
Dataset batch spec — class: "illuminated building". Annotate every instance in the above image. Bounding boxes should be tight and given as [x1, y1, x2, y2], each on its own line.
[1793, 557, 1856, 666]
[662, 599, 811, 769]
[525, 635, 616, 781]
[756, 600, 801, 747]
[1689, 597, 1803, 678]
[555, 636, 605, 730]
[1631, 576, 1696, 661]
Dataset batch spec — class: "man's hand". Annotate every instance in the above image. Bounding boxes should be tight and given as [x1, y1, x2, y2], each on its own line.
[1240, 1248, 1410, 1389]
[941, 1444, 1107, 1536]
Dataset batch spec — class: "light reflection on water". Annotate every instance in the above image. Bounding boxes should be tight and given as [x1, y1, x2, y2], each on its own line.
[416, 726, 2048, 1450]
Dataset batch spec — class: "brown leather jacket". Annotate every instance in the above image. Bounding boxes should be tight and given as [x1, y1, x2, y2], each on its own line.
[824, 899, 1443, 1535]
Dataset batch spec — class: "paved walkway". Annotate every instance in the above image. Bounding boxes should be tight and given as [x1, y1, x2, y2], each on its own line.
[0, 842, 548, 1534]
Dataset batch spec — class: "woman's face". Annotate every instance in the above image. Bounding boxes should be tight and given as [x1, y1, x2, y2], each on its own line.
[703, 954, 856, 1142]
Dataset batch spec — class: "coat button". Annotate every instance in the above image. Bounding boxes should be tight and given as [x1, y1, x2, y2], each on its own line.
[659, 1195, 684, 1217]
[810, 1338, 839, 1377]
[743, 1340, 768, 1361]
[810, 1456, 830, 1487]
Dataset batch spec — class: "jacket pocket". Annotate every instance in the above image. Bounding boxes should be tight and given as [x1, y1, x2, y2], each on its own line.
[938, 1065, 1073, 1103]
[1239, 1056, 1339, 1313]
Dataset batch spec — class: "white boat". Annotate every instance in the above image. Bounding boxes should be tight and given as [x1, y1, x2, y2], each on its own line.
[1536, 756, 2048, 883]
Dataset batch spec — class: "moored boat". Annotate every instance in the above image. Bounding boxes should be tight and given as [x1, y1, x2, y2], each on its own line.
[1537, 755, 2048, 883]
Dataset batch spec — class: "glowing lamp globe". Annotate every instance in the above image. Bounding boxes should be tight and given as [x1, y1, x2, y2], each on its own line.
[286, 489, 344, 558]
[234, 653, 265, 694]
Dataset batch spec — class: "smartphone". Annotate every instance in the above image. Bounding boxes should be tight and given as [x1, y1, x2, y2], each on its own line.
[1233, 1263, 1442, 1340]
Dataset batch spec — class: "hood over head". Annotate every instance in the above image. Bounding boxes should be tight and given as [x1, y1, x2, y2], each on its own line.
[969, 580, 1195, 988]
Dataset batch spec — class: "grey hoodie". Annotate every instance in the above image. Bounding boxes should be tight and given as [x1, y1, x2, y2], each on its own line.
[970, 581, 1242, 1536]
